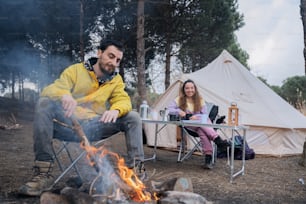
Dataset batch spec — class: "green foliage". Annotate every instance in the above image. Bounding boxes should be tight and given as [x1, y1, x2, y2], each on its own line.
[176, 0, 246, 72]
[3, 0, 303, 111]
[270, 85, 282, 97]
[257, 75, 306, 110]
[280, 76, 306, 109]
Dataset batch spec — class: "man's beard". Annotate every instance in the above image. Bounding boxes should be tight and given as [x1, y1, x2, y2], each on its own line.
[99, 63, 113, 76]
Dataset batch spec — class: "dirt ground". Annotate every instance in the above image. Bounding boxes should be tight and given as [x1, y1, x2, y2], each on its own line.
[1, 99, 306, 204]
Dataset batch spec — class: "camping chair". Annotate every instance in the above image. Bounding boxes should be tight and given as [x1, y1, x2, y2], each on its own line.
[51, 138, 107, 187]
[51, 118, 109, 188]
[177, 103, 226, 163]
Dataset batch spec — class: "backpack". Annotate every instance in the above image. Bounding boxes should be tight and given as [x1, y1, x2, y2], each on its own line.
[232, 135, 255, 160]
[217, 135, 255, 160]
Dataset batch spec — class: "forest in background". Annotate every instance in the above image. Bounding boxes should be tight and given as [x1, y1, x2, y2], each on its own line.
[0, 0, 305, 111]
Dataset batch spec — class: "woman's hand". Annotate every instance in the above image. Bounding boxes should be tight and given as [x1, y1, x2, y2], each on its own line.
[189, 115, 201, 120]
[178, 110, 186, 118]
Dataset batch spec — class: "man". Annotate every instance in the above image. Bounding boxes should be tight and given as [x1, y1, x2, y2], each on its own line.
[19, 39, 145, 196]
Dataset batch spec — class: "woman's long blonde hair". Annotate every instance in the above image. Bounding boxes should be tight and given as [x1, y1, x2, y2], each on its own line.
[178, 79, 203, 113]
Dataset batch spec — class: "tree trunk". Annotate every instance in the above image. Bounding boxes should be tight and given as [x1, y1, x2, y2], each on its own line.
[164, 35, 171, 90]
[11, 71, 15, 99]
[79, 0, 85, 61]
[299, 140, 306, 166]
[301, 0, 306, 75]
[164, 0, 172, 90]
[136, 0, 146, 107]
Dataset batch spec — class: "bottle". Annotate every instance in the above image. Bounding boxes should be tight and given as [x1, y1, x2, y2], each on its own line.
[228, 102, 239, 126]
[139, 100, 149, 119]
[160, 108, 169, 121]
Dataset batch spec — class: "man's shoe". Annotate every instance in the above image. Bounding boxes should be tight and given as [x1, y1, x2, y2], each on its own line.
[203, 155, 213, 169]
[18, 161, 54, 196]
[133, 161, 147, 181]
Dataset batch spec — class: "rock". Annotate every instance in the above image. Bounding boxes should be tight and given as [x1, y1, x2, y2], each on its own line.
[61, 187, 95, 204]
[40, 192, 69, 204]
[159, 191, 209, 204]
[151, 177, 193, 193]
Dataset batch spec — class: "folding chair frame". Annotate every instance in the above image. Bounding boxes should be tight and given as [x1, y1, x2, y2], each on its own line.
[177, 126, 217, 163]
[176, 102, 225, 163]
[51, 139, 106, 188]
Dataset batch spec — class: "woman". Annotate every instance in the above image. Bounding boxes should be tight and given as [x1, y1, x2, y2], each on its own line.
[168, 79, 229, 169]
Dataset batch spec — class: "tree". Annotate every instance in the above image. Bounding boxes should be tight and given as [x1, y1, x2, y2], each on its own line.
[280, 76, 306, 109]
[145, 0, 247, 89]
[178, 0, 246, 71]
[136, 0, 147, 106]
[301, 0, 306, 74]
[0, 0, 248, 105]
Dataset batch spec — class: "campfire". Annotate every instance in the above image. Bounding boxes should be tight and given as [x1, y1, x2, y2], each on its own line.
[80, 138, 156, 202]
[67, 117, 157, 202]
[40, 117, 209, 204]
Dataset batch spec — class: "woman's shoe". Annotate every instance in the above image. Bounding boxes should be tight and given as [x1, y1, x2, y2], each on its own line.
[203, 155, 213, 169]
[214, 136, 230, 151]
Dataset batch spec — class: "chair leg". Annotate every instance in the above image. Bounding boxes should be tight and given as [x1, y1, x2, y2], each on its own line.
[178, 128, 203, 162]
[52, 150, 87, 187]
[52, 141, 66, 172]
[178, 129, 218, 164]
[212, 142, 217, 164]
[52, 141, 85, 187]
[52, 139, 108, 188]
[62, 143, 83, 180]
[177, 140, 184, 162]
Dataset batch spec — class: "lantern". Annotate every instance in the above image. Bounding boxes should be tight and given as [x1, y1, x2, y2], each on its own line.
[228, 102, 239, 126]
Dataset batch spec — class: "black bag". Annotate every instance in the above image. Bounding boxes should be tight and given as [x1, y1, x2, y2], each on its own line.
[217, 135, 255, 160]
[232, 135, 255, 160]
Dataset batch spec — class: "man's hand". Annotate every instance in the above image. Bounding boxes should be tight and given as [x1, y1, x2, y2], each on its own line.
[61, 94, 77, 118]
[99, 110, 119, 123]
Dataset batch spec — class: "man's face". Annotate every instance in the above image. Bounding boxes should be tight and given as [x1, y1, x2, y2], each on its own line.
[96, 45, 123, 77]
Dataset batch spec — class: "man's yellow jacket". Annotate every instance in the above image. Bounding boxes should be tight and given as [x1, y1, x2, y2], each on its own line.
[41, 62, 132, 119]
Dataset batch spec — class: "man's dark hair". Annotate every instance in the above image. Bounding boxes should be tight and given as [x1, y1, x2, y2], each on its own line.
[99, 39, 124, 52]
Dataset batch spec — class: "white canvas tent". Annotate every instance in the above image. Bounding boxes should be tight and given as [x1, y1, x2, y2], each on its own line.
[144, 50, 306, 156]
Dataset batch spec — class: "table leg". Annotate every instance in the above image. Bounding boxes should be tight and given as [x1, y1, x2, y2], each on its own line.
[230, 129, 246, 183]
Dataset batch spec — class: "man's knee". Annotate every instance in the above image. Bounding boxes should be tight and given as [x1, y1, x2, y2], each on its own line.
[125, 111, 141, 123]
[36, 97, 53, 111]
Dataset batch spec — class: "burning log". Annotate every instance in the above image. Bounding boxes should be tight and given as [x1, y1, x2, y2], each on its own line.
[70, 116, 100, 173]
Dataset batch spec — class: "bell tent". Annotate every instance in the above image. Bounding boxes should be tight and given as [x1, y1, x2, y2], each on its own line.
[144, 50, 306, 156]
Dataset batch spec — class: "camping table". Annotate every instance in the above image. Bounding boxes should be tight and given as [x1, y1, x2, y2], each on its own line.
[142, 119, 249, 183]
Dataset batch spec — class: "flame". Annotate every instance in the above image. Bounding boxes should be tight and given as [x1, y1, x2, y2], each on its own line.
[80, 140, 156, 202]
